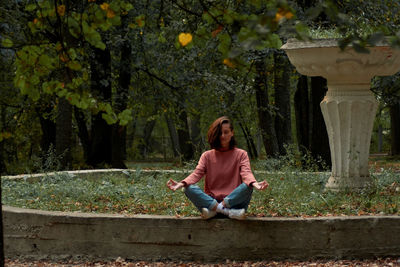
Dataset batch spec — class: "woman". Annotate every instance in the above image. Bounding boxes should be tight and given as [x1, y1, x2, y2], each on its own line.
[167, 116, 268, 220]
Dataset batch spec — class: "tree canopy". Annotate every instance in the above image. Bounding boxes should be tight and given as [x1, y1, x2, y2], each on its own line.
[1, 0, 400, 172]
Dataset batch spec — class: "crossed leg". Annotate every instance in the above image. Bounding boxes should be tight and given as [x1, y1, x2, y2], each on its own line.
[184, 183, 253, 219]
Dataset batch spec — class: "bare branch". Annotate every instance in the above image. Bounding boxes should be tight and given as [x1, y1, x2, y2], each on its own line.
[168, 0, 202, 17]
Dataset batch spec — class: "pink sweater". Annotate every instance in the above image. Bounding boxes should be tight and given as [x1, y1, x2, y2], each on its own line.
[181, 148, 257, 202]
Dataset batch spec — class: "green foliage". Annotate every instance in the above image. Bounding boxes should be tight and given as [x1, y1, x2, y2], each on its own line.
[12, 0, 134, 126]
[372, 72, 400, 106]
[193, 0, 294, 60]
[33, 144, 65, 173]
[253, 144, 329, 172]
[308, 27, 344, 39]
[2, 167, 399, 217]
[1, 38, 13, 47]
[370, 107, 391, 154]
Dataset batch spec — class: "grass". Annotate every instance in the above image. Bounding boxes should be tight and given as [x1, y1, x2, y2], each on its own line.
[2, 167, 399, 217]
[369, 154, 400, 172]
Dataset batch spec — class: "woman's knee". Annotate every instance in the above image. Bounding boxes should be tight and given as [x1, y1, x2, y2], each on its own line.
[183, 184, 200, 196]
[223, 183, 253, 209]
[239, 182, 253, 195]
[245, 182, 253, 189]
[185, 184, 200, 191]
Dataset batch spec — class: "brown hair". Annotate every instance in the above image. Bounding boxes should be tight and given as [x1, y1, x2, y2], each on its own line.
[207, 116, 236, 150]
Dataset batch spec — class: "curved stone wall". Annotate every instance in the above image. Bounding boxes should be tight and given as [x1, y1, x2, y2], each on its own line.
[3, 205, 400, 262]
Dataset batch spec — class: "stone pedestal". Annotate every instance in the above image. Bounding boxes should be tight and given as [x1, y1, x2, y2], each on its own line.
[281, 39, 400, 190]
[321, 85, 377, 190]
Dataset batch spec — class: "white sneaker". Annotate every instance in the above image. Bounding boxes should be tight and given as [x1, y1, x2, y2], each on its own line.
[228, 208, 246, 220]
[201, 208, 217, 219]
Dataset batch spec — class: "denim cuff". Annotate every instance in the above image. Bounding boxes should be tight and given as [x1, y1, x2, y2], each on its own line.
[223, 197, 231, 208]
[208, 199, 218, 210]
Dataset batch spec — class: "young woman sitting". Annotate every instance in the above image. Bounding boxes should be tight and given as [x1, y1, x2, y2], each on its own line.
[167, 116, 268, 220]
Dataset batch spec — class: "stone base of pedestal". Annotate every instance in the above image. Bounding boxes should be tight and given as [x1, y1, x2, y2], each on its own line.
[325, 175, 373, 191]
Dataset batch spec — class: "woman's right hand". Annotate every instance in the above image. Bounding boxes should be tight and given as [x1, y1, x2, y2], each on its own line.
[252, 180, 269, 191]
[166, 179, 185, 191]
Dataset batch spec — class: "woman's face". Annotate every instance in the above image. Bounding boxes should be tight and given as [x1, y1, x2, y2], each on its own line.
[220, 123, 233, 148]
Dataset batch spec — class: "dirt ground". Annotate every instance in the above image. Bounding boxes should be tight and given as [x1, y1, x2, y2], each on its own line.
[5, 257, 400, 267]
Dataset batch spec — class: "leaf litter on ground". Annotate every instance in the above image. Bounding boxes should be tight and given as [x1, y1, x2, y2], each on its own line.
[5, 257, 400, 267]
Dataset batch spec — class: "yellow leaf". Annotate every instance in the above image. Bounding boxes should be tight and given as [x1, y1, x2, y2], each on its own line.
[274, 13, 283, 22]
[136, 17, 145, 27]
[178, 33, 193, 46]
[274, 8, 293, 22]
[57, 5, 66, 16]
[100, 2, 109, 10]
[285, 11, 294, 19]
[106, 9, 115, 18]
[223, 58, 235, 68]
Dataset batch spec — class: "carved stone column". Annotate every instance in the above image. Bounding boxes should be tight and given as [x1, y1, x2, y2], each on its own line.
[321, 85, 377, 190]
[281, 39, 400, 191]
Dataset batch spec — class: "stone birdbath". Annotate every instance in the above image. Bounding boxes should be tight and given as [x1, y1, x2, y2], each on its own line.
[281, 38, 400, 191]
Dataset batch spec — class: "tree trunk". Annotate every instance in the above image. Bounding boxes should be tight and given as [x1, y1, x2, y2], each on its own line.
[274, 50, 292, 155]
[88, 48, 113, 167]
[310, 77, 331, 169]
[139, 119, 156, 158]
[223, 89, 257, 157]
[0, 140, 4, 175]
[111, 30, 131, 168]
[74, 108, 91, 164]
[378, 124, 383, 153]
[36, 104, 56, 160]
[0, 173, 3, 267]
[126, 118, 137, 156]
[189, 113, 203, 155]
[56, 97, 72, 170]
[177, 109, 194, 161]
[165, 114, 181, 157]
[238, 120, 258, 159]
[254, 57, 279, 157]
[296, 0, 314, 8]
[294, 75, 310, 154]
[389, 102, 400, 155]
[0, 107, 7, 174]
[89, 114, 112, 167]
[112, 125, 127, 168]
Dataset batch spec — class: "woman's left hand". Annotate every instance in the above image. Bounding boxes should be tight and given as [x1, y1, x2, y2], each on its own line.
[252, 180, 269, 190]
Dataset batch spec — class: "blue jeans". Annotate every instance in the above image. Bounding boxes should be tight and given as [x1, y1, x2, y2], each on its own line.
[184, 183, 253, 211]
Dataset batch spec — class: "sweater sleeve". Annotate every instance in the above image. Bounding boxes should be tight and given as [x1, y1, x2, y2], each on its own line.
[180, 152, 207, 186]
[239, 151, 257, 186]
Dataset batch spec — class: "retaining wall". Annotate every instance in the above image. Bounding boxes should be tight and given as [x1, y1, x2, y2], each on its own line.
[3, 206, 400, 262]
